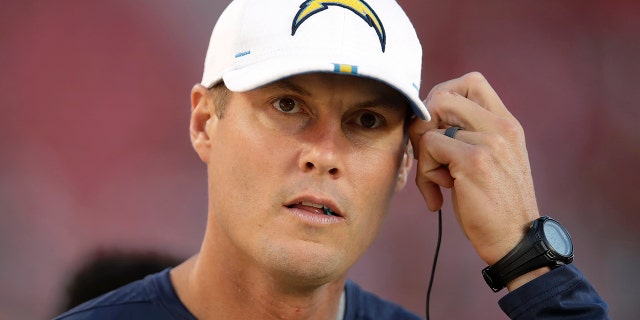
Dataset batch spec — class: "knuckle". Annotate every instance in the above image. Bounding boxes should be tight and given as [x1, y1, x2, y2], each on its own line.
[464, 71, 486, 84]
[426, 88, 458, 112]
[485, 131, 509, 152]
[429, 81, 446, 93]
[466, 147, 491, 171]
[429, 88, 450, 102]
[420, 130, 437, 146]
[496, 117, 524, 139]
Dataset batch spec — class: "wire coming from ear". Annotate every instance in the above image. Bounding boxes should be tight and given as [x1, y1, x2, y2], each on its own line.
[426, 209, 443, 319]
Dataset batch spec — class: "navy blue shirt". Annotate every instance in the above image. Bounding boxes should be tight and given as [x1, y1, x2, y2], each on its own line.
[54, 265, 608, 319]
[499, 265, 609, 319]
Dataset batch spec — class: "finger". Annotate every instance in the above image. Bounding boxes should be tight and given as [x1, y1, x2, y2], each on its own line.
[410, 122, 473, 165]
[408, 117, 431, 160]
[428, 71, 512, 118]
[410, 87, 505, 149]
[424, 166, 455, 188]
[408, 111, 482, 160]
[411, 129, 457, 211]
[415, 179, 444, 212]
[435, 128, 500, 147]
[413, 131, 466, 211]
[425, 90, 499, 132]
[412, 130, 467, 184]
[416, 130, 471, 169]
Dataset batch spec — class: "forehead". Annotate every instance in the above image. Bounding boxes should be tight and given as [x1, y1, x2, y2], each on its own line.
[258, 73, 409, 106]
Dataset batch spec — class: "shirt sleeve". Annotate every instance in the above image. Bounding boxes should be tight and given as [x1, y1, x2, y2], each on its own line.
[498, 264, 610, 320]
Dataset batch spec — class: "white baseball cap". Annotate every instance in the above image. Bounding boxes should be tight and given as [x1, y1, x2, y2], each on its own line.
[201, 0, 430, 121]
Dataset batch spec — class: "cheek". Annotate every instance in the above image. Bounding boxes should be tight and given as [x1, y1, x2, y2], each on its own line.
[206, 118, 287, 225]
[346, 150, 403, 245]
[353, 142, 404, 197]
[207, 96, 313, 219]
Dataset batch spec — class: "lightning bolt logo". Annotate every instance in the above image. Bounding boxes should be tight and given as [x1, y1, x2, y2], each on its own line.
[292, 0, 387, 52]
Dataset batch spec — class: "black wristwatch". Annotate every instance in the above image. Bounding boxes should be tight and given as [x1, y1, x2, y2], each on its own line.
[482, 216, 574, 292]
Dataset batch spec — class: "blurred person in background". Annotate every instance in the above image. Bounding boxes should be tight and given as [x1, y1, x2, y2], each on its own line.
[57, 249, 181, 313]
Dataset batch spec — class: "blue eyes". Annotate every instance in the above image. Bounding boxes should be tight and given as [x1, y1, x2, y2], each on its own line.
[271, 97, 384, 129]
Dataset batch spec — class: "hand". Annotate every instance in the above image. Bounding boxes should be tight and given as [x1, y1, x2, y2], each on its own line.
[409, 72, 540, 267]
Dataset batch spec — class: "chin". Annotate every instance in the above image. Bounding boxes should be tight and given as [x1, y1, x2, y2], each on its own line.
[261, 240, 351, 287]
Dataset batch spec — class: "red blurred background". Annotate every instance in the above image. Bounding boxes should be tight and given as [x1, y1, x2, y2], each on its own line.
[1, 1, 638, 319]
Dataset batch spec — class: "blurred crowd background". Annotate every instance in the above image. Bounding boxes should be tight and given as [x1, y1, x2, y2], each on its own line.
[1, 1, 638, 319]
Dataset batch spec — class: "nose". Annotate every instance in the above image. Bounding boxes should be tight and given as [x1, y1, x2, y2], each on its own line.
[298, 121, 345, 178]
[303, 161, 339, 176]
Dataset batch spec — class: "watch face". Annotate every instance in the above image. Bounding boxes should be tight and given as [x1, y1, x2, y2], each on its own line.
[543, 220, 573, 256]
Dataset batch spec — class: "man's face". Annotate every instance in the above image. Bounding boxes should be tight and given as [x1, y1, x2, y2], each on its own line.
[200, 73, 410, 285]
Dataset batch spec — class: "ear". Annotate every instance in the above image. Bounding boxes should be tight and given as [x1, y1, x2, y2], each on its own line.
[190, 84, 215, 163]
[394, 142, 413, 193]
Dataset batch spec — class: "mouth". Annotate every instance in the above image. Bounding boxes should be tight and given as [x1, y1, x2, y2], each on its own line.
[286, 201, 342, 217]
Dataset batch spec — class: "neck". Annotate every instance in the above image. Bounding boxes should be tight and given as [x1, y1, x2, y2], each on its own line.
[171, 244, 346, 320]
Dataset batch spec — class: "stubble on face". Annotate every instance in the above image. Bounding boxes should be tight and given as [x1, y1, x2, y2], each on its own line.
[203, 73, 409, 288]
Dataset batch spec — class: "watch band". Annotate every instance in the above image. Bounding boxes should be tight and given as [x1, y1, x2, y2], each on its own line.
[482, 216, 570, 292]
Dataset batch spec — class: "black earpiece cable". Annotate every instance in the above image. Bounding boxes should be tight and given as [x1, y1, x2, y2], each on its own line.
[426, 208, 443, 320]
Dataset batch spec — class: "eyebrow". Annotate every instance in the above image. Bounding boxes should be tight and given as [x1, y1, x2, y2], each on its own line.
[263, 79, 312, 97]
[353, 96, 407, 111]
[263, 78, 408, 111]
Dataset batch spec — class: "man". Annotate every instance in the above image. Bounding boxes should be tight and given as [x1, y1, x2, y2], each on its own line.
[55, 0, 609, 319]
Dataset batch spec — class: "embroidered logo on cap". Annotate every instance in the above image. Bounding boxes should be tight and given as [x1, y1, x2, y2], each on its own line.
[333, 63, 358, 74]
[291, 0, 387, 52]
